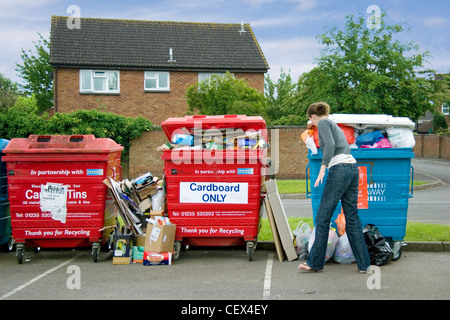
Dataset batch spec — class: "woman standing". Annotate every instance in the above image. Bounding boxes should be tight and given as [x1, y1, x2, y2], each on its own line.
[298, 102, 370, 273]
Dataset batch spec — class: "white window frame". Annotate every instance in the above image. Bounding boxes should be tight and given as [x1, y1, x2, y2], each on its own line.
[442, 104, 449, 115]
[144, 71, 170, 92]
[79, 70, 120, 94]
[198, 72, 229, 83]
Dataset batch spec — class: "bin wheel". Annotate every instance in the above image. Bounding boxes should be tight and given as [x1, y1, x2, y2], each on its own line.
[246, 241, 255, 261]
[391, 241, 403, 261]
[16, 244, 24, 264]
[173, 241, 181, 260]
[92, 242, 100, 263]
[2, 235, 14, 253]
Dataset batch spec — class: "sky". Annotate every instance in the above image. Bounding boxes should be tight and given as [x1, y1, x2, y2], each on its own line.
[1, 0, 449, 86]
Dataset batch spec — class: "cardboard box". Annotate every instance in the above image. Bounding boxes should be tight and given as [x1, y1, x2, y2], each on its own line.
[145, 224, 176, 253]
[113, 234, 134, 265]
[132, 235, 146, 263]
[139, 197, 152, 212]
[143, 251, 172, 266]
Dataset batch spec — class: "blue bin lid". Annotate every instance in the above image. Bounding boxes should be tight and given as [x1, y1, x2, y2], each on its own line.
[0, 139, 9, 152]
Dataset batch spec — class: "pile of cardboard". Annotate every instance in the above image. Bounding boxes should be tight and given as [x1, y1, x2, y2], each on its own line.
[103, 172, 176, 266]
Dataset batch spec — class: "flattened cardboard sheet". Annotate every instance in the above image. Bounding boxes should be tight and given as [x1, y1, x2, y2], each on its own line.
[264, 179, 298, 261]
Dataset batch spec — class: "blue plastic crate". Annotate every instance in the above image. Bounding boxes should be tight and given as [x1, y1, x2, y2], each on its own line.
[306, 148, 414, 241]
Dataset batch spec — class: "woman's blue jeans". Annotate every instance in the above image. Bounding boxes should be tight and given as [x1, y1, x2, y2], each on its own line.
[307, 163, 370, 271]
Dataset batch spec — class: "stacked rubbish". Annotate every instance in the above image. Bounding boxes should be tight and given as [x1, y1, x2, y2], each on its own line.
[103, 172, 175, 266]
[301, 114, 416, 153]
[156, 128, 269, 151]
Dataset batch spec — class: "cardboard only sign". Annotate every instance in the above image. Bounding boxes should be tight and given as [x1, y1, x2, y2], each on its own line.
[179, 182, 248, 204]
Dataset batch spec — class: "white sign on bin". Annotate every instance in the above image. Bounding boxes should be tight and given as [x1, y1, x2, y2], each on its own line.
[179, 182, 248, 204]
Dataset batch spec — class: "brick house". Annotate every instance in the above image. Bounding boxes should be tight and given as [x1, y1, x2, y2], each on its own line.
[49, 16, 269, 124]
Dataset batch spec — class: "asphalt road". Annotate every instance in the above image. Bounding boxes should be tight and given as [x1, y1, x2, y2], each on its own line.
[0, 246, 449, 302]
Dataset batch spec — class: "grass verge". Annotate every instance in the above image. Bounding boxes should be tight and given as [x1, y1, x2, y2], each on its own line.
[258, 217, 450, 242]
[276, 180, 427, 194]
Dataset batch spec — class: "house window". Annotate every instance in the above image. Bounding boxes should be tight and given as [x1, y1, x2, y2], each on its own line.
[198, 72, 228, 83]
[144, 71, 170, 91]
[80, 70, 120, 94]
[442, 104, 449, 115]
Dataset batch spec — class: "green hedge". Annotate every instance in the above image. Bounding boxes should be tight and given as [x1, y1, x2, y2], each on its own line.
[0, 107, 154, 159]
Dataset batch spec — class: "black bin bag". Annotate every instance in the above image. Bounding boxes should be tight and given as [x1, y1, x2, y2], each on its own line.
[363, 224, 393, 266]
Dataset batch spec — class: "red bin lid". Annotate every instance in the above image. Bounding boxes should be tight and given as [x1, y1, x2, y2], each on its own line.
[3, 135, 123, 154]
[160, 115, 267, 141]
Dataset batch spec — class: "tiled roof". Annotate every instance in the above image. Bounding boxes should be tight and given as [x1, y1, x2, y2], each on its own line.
[49, 16, 269, 72]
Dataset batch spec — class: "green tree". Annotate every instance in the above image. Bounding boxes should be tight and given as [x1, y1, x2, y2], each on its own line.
[186, 72, 267, 118]
[0, 73, 19, 110]
[295, 12, 435, 123]
[0, 94, 47, 139]
[264, 68, 302, 124]
[432, 111, 448, 133]
[15, 33, 53, 114]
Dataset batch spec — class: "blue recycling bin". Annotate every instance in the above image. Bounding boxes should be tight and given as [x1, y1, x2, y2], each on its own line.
[306, 148, 414, 257]
[0, 139, 11, 251]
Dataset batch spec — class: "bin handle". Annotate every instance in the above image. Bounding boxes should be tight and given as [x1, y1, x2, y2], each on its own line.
[305, 164, 311, 198]
[409, 165, 414, 198]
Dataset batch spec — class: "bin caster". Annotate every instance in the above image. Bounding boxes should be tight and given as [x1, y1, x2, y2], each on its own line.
[246, 241, 255, 261]
[173, 241, 181, 260]
[16, 243, 24, 264]
[391, 241, 404, 261]
[92, 242, 100, 263]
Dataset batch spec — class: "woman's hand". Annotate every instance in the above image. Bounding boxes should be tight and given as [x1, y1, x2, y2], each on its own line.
[314, 166, 326, 187]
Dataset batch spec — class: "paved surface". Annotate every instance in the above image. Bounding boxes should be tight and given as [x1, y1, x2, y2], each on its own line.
[0, 247, 449, 302]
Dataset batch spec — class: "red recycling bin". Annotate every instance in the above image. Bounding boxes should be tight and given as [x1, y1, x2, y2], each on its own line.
[161, 115, 268, 260]
[3, 135, 123, 263]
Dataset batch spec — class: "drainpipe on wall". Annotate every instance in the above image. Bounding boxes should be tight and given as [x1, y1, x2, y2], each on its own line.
[53, 66, 58, 113]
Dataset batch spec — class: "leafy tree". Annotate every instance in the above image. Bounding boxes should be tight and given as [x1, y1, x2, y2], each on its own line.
[0, 94, 47, 139]
[0, 73, 19, 110]
[295, 12, 435, 123]
[186, 72, 268, 119]
[432, 111, 448, 133]
[15, 33, 53, 114]
[264, 68, 302, 124]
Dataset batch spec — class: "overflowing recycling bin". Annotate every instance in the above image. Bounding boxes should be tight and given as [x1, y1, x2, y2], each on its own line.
[160, 115, 268, 260]
[305, 114, 415, 260]
[0, 139, 12, 252]
[3, 135, 123, 263]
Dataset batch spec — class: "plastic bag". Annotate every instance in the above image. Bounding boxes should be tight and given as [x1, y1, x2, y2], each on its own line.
[356, 130, 384, 147]
[151, 189, 164, 211]
[301, 130, 318, 154]
[335, 210, 346, 236]
[293, 221, 312, 260]
[360, 137, 391, 149]
[386, 126, 415, 148]
[338, 124, 355, 144]
[363, 224, 393, 266]
[333, 233, 355, 264]
[312, 124, 355, 147]
[308, 225, 339, 262]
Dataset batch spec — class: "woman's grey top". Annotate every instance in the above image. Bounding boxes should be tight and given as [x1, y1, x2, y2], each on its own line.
[317, 118, 350, 167]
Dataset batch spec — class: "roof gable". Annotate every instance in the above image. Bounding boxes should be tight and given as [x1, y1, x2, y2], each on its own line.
[49, 16, 269, 72]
